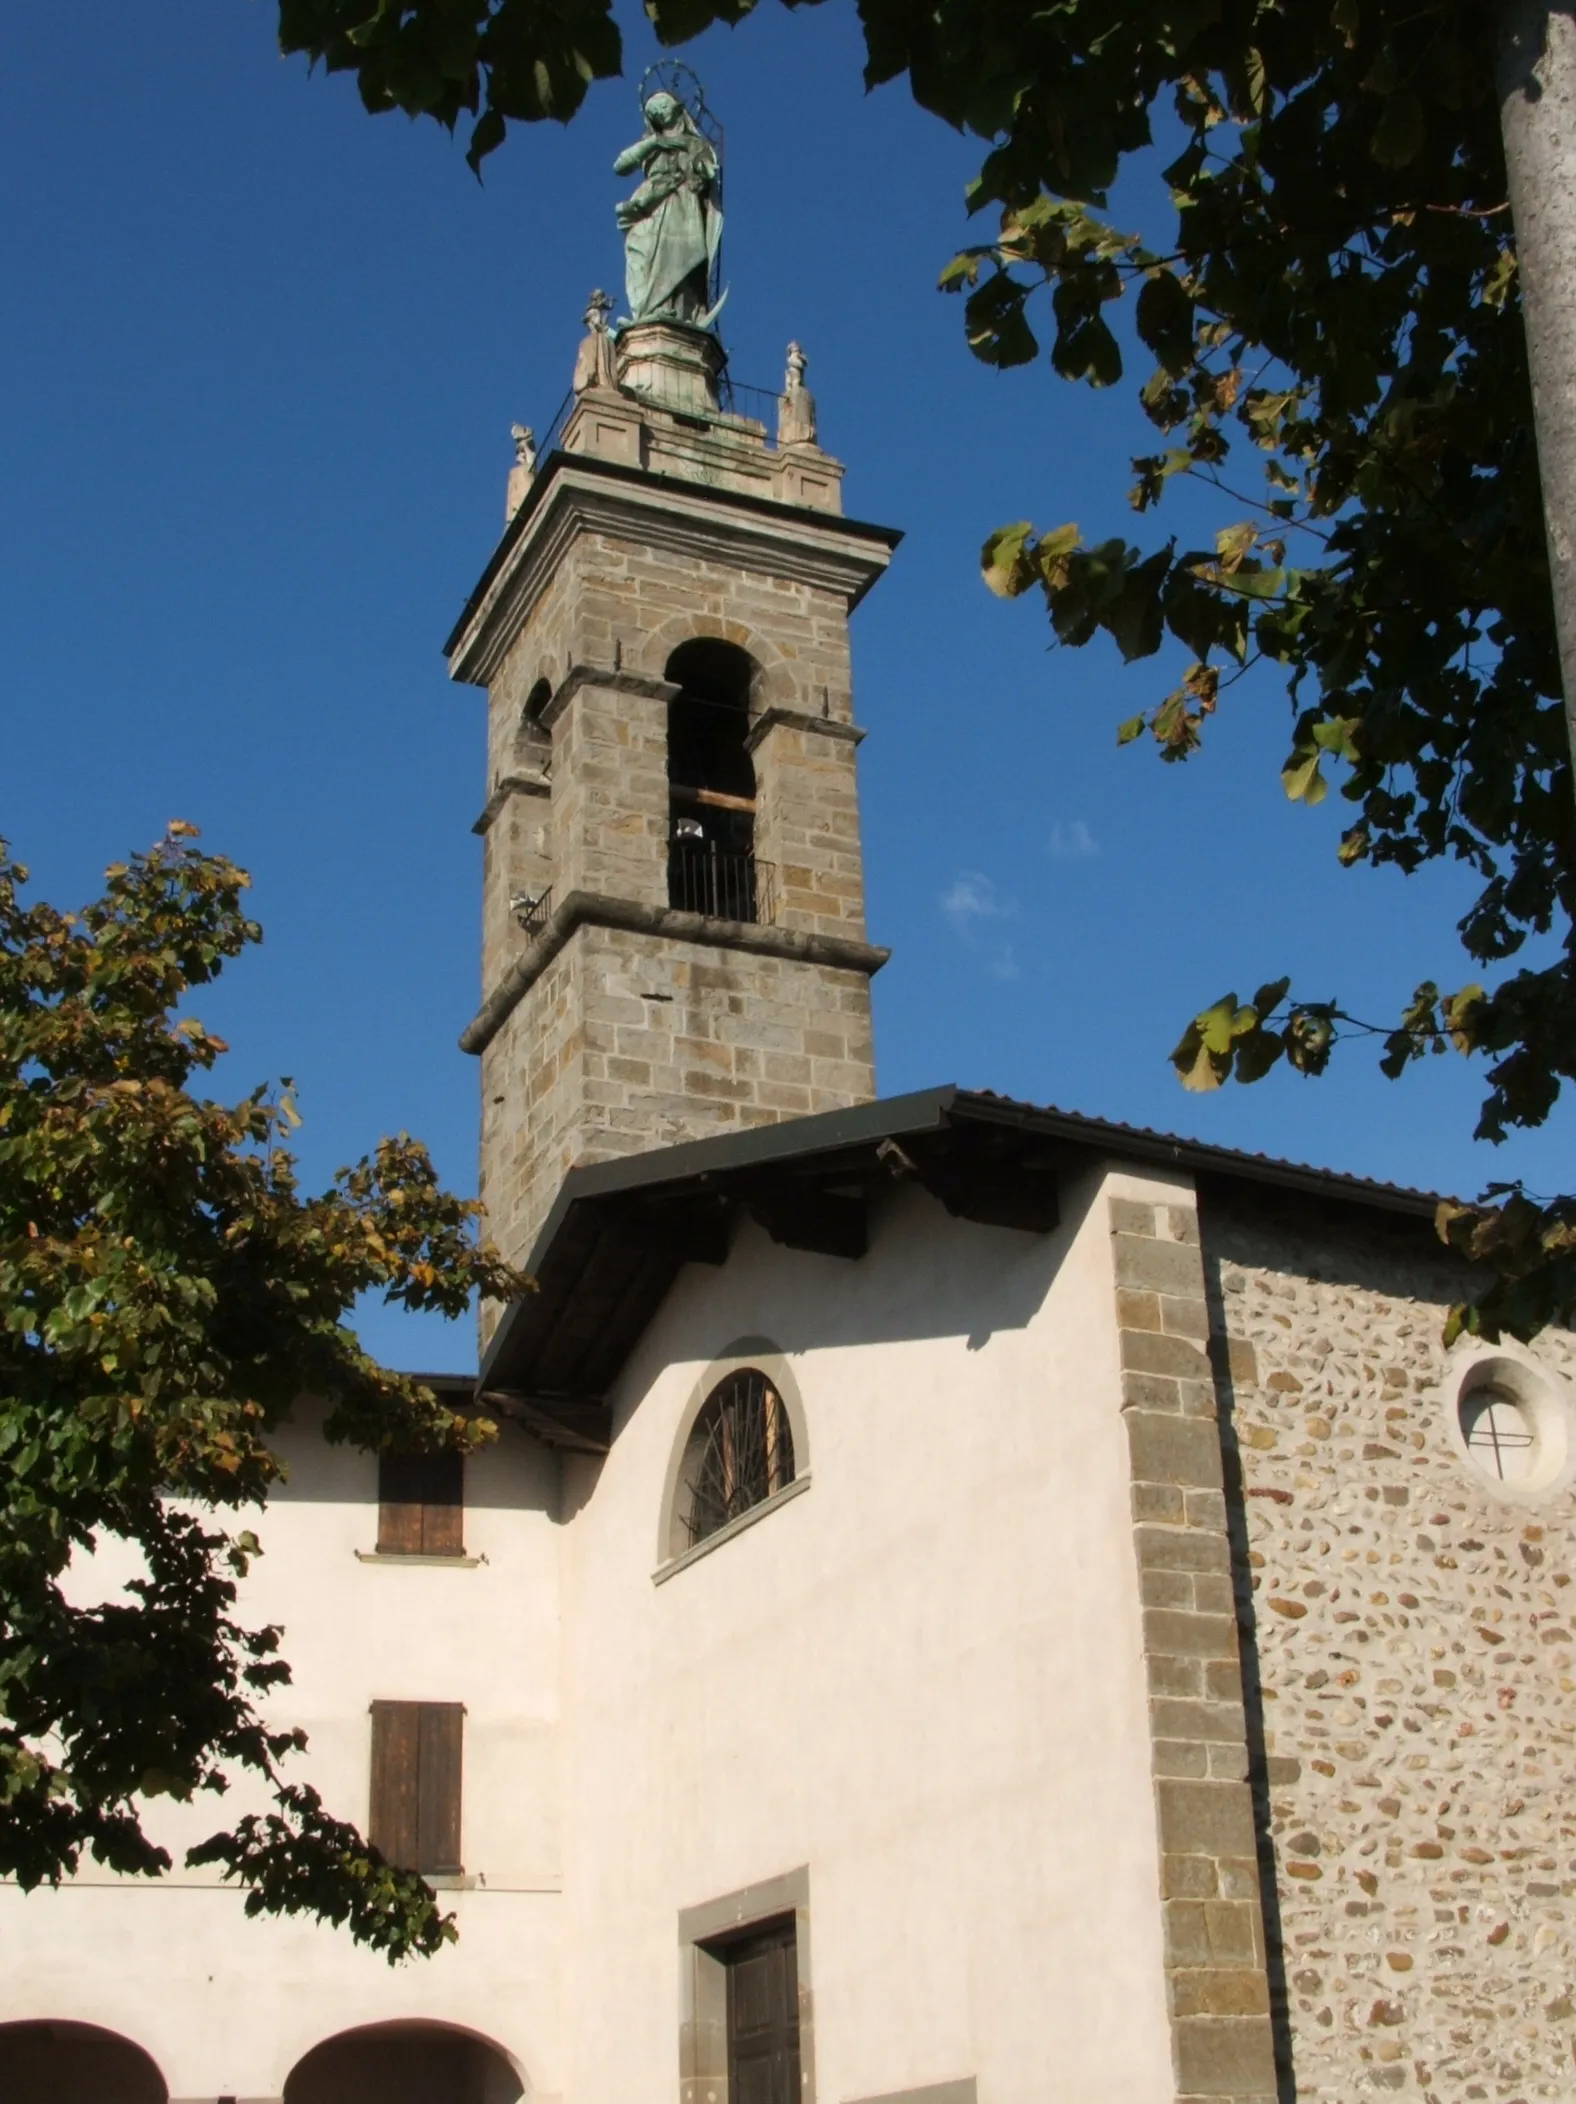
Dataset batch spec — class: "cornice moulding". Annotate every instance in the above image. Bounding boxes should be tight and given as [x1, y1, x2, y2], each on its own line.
[460, 888, 890, 1055]
[447, 458, 898, 689]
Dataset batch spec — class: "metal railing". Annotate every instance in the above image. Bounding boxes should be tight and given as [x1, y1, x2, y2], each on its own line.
[622, 367, 783, 431]
[668, 841, 773, 925]
[534, 389, 574, 464]
[513, 886, 554, 940]
[718, 375, 786, 429]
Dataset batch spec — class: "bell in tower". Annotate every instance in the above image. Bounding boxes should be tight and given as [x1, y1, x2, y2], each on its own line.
[446, 72, 900, 1303]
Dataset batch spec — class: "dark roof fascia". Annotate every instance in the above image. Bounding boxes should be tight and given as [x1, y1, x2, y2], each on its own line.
[443, 449, 905, 665]
[475, 1086, 959, 1396]
[946, 1092, 1441, 1222]
[525, 1086, 958, 1272]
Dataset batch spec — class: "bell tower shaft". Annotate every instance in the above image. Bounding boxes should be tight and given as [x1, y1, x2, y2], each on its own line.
[447, 321, 899, 1302]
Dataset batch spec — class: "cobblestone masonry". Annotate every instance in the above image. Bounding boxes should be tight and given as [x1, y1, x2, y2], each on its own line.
[1199, 1187, 1576, 2102]
[1111, 1192, 1280, 2104]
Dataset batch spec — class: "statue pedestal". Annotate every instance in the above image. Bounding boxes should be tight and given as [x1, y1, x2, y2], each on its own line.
[615, 322, 723, 416]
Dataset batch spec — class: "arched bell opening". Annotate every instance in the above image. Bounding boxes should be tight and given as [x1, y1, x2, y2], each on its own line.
[283, 2020, 524, 2104]
[664, 639, 767, 923]
[0, 2019, 168, 2104]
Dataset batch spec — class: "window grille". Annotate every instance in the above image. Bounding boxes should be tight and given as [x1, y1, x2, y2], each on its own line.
[1459, 1386, 1537, 1482]
[668, 838, 771, 924]
[683, 1369, 795, 1547]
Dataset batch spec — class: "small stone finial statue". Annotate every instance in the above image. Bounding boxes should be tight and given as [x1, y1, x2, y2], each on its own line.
[614, 88, 724, 327]
[777, 341, 818, 447]
[505, 423, 537, 523]
[572, 288, 618, 394]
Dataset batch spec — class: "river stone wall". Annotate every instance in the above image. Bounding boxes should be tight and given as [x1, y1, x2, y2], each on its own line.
[1199, 1186, 1576, 2103]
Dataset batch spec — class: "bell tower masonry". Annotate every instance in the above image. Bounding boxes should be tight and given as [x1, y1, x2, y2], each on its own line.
[446, 304, 899, 1284]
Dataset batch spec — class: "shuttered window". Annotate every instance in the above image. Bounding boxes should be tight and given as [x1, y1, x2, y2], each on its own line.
[724, 1919, 800, 2104]
[368, 1701, 464, 1873]
[376, 1451, 464, 1556]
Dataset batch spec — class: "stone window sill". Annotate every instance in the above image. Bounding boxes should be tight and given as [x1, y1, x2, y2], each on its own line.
[652, 1474, 811, 1586]
[355, 1551, 485, 1568]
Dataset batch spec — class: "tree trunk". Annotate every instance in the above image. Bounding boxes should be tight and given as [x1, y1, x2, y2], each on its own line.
[1499, 0, 1576, 780]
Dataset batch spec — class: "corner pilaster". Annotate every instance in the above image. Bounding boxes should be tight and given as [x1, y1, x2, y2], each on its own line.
[1109, 1190, 1279, 2104]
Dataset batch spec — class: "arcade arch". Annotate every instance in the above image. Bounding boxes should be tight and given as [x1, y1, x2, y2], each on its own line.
[283, 2020, 523, 2104]
[0, 2019, 167, 2104]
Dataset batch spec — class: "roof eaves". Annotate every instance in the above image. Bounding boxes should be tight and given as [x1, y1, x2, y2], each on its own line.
[949, 1089, 1441, 1218]
[475, 1083, 1446, 1404]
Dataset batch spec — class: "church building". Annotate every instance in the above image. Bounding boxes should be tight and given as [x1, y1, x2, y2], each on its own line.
[4, 104, 1576, 2104]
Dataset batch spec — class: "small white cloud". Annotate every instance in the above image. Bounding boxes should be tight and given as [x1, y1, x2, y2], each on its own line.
[941, 870, 1007, 928]
[940, 870, 1019, 979]
[1048, 820, 1098, 858]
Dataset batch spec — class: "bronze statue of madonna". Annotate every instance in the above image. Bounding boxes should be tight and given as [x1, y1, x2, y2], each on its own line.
[614, 91, 724, 328]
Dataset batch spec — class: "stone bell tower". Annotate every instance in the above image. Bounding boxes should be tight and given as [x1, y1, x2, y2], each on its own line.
[445, 300, 899, 1282]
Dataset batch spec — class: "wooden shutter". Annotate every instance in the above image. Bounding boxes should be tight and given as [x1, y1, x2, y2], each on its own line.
[377, 1451, 464, 1556]
[725, 1919, 800, 2104]
[368, 1701, 420, 1867]
[416, 1702, 465, 1874]
[368, 1701, 463, 1872]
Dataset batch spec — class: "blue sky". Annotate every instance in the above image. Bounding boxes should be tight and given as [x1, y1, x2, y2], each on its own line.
[4, 1, 1566, 1370]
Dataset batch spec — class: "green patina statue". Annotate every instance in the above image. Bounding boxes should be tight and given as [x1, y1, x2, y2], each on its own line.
[614, 91, 724, 327]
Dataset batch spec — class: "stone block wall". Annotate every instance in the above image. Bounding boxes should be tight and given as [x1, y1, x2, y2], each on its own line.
[750, 715, 868, 942]
[479, 922, 878, 1288]
[456, 446, 893, 1344]
[1110, 1190, 1280, 2104]
[475, 531, 865, 996]
[478, 777, 552, 1005]
[548, 674, 670, 908]
[1199, 1186, 1576, 2102]
[561, 373, 847, 513]
[481, 530, 858, 783]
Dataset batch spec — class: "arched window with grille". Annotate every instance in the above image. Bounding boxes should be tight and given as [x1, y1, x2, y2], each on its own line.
[680, 1368, 794, 1547]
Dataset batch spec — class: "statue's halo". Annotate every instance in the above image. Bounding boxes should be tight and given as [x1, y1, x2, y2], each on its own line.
[636, 58, 718, 142]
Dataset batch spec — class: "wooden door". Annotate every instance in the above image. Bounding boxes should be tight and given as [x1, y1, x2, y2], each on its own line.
[725, 1919, 800, 2104]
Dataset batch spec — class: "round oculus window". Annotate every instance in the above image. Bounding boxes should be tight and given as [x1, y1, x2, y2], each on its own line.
[1458, 1385, 1538, 1484]
[1450, 1356, 1573, 1500]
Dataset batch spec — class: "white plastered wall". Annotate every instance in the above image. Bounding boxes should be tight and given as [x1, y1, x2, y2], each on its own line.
[0, 1413, 566, 2102]
[1, 1156, 1184, 2104]
[556, 1163, 1174, 2104]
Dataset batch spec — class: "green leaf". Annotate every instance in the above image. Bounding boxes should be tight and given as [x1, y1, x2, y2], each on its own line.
[1371, 86, 1424, 167]
[964, 274, 1039, 367]
[465, 106, 506, 175]
[1135, 270, 1194, 377]
[1233, 1025, 1285, 1083]
[1107, 549, 1170, 661]
[1251, 976, 1291, 1016]
[1053, 314, 1122, 388]
[1483, 246, 1517, 310]
[1281, 749, 1327, 805]
[1170, 1016, 1226, 1091]
[981, 521, 1037, 598]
